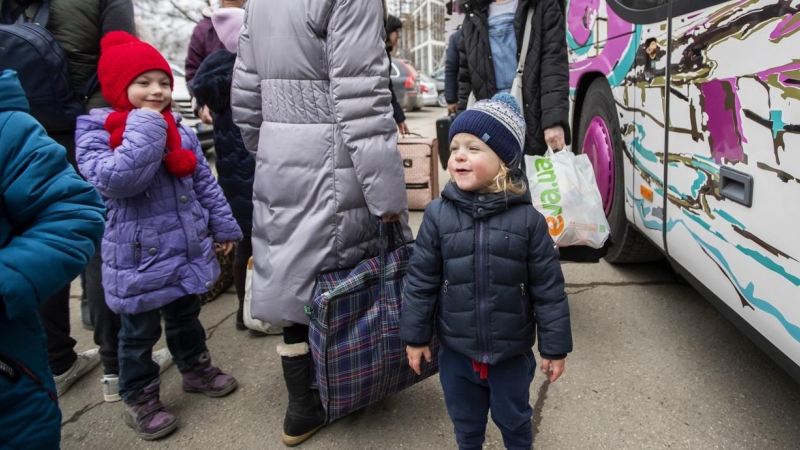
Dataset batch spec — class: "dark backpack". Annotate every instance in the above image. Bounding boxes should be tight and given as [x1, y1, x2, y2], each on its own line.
[0, 0, 86, 133]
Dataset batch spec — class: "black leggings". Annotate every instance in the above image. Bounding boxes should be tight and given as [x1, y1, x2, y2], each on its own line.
[233, 235, 252, 300]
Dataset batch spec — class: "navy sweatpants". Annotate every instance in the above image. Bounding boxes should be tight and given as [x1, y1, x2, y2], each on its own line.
[439, 346, 536, 450]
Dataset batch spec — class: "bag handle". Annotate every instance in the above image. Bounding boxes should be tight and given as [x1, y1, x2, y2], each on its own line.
[517, 6, 535, 77]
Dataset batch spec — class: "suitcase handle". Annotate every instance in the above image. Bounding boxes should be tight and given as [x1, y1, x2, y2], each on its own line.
[400, 132, 424, 138]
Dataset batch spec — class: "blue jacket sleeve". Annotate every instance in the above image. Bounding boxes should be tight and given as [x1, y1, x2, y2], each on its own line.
[400, 201, 443, 346]
[0, 112, 105, 322]
[527, 208, 572, 360]
[445, 31, 461, 104]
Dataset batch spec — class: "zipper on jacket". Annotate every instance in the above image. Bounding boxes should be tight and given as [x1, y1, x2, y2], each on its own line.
[475, 220, 491, 364]
[443, 280, 449, 293]
[134, 230, 142, 263]
[520, 283, 528, 318]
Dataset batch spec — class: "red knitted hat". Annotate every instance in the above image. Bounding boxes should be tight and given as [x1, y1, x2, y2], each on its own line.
[98, 31, 174, 111]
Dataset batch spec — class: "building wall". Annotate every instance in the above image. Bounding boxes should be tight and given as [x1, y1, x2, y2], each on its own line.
[393, 0, 464, 75]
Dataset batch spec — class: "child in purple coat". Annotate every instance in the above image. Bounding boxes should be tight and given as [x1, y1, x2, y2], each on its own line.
[76, 32, 243, 441]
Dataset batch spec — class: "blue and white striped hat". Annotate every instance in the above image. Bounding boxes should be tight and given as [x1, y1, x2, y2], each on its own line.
[449, 92, 526, 168]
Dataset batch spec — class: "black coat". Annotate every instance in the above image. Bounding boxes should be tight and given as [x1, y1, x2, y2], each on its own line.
[190, 50, 254, 236]
[457, 0, 571, 156]
[400, 182, 573, 364]
[387, 49, 406, 124]
[445, 30, 462, 104]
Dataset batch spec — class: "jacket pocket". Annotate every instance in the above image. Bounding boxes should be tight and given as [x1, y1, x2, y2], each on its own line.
[136, 226, 160, 273]
[193, 203, 211, 240]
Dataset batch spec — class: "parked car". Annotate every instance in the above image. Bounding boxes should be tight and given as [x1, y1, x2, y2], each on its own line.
[419, 73, 440, 108]
[431, 67, 447, 107]
[390, 58, 422, 111]
[170, 63, 214, 152]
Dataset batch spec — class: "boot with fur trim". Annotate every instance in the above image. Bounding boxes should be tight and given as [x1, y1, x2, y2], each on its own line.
[279, 343, 326, 446]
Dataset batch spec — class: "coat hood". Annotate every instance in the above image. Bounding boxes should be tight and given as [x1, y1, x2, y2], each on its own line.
[0, 71, 30, 114]
[212, 7, 244, 53]
[441, 180, 532, 219]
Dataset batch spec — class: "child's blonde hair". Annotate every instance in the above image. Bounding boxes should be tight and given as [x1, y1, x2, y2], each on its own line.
[484, 162, 527, 195]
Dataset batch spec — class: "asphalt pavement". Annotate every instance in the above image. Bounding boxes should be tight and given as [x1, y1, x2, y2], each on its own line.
[58, 108, 800, 449]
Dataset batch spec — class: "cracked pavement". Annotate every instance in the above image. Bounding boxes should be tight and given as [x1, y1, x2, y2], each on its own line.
[56, 109, 800, 449]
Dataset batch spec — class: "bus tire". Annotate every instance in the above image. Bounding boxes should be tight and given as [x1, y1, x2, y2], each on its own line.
[576, 78, 662, 264]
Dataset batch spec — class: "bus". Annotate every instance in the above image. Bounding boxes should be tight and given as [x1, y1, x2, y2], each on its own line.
[565, 0, 800, 381]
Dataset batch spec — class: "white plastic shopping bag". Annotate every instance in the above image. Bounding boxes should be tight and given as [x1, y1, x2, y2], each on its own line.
[525, 148, 611, 249]
[244, 257, 282, 334]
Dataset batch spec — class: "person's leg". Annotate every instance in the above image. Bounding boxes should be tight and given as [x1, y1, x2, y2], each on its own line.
[487, 350, 536, 450]
[40, 284, 101, 396]
[118, 308, 177, 440]
[280, 323, 325, 446]
[80, 271, 93, 330]
[162, 295, 237, 397]
[86, 248, 120, 376]
[439, 346, 490, 450]
[234, 235, 252, 331]
[38, 285, 77, 375]
[118, 309, 162, 400]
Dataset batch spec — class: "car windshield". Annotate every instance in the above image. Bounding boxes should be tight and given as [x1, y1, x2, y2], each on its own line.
[169, 64, 186, 78]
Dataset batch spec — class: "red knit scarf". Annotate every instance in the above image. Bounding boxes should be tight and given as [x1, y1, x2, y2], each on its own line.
[104, 110, 197, 178]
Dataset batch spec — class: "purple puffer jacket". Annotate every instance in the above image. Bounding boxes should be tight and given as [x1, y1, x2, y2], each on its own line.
[76, 108, 242, 314]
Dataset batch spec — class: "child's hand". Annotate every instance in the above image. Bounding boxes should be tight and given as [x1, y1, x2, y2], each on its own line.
[381, 213, 401, 223]
[406, 345, 432, 375]
[541, 358, 566, 383]
[215, 241, 235, 255]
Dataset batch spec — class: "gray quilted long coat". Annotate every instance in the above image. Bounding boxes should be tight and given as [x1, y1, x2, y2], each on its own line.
[232, 0, 410, 327]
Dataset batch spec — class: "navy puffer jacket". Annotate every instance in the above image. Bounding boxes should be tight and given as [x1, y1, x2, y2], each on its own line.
[400, 182, 572, 364]
[191, 50, 254, 236]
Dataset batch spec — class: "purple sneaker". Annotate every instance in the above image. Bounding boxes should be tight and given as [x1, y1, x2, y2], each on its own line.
[182, 352, 238, 398]
[123, 382, 178, 440]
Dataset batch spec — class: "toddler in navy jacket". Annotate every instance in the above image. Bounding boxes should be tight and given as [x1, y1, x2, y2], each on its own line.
[400, 93, 573, 450]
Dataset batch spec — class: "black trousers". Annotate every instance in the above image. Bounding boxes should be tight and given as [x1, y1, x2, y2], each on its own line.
[85, 246, 122, 375]
[284, 324, 309, 345]
[38, 285, 77, 375]
[36, 130, 89, 376]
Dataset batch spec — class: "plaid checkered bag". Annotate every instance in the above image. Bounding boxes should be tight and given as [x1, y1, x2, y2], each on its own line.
[309, 223, 440, 423]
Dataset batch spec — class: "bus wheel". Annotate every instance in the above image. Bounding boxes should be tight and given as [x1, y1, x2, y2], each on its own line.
[577, 78, 662, 263]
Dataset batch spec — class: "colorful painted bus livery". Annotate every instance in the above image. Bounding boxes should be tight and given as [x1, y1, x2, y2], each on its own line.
[565, 0, 800, 381]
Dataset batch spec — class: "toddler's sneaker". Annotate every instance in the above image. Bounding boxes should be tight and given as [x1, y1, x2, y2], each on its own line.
[102, 374, 121, 402]
[54, 348, 101, 397]
[123, 381, 178, 441]
[101, 349, 172, 403]
[182, 352, 237, 397]
[152, 348, 173, 374]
